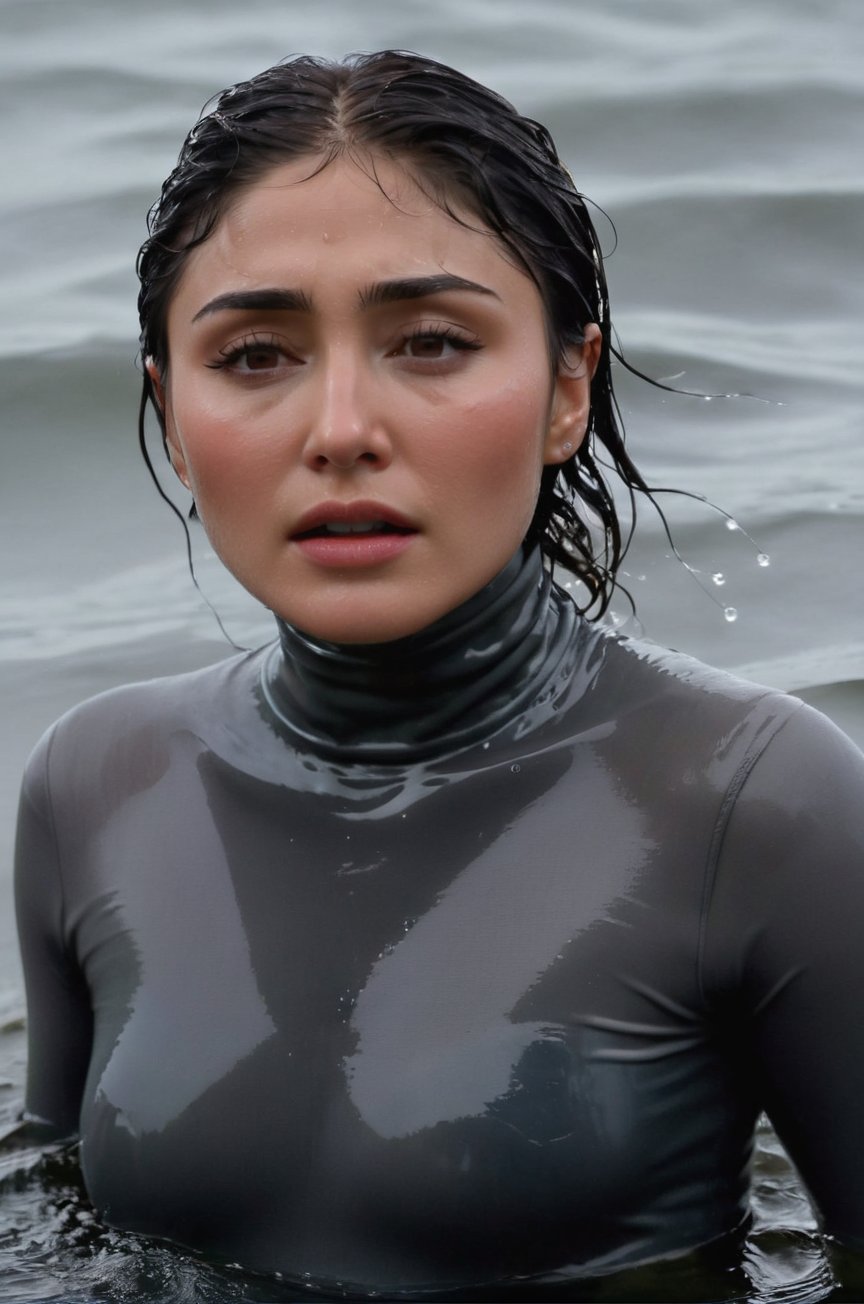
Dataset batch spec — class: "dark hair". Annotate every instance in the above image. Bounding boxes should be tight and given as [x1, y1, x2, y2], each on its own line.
[138, 50, 657, 616]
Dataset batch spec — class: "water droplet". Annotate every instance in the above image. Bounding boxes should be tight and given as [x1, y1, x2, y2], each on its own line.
[482, 741, 490, 750]
[723, 606, 738, 623]
[757, 552, 770, 568]
[636, 574, 646, 582]
[711, 572, 726, 587]
[725, 518, 740, 532]
[511, 763, 521, 774]
[703, 396, 712, 402]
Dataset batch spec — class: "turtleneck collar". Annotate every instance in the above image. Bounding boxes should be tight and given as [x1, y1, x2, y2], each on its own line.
[258, 546, 582, 762]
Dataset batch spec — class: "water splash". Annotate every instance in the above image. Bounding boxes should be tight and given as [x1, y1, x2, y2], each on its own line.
[649, 493, 771, 623]
[721, 516, 766, 558]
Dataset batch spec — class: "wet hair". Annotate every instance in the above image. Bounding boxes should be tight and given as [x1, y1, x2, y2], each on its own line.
[137, 50, 658, 617]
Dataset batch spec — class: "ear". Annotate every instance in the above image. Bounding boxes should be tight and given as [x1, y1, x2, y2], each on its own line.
[543, 323, 602, 466]
[145, 357, 191, 490]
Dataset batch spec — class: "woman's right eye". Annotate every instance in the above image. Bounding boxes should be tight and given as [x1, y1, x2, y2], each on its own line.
[206, 335, 301, 376]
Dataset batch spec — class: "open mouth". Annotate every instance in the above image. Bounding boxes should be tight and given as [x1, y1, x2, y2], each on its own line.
[294, 520, 415, 539]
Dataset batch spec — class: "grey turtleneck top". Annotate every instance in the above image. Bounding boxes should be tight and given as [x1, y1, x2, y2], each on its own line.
[13, 549, 864, 1299]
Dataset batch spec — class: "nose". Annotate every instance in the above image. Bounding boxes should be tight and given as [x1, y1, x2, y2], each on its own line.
[302, 352, 393, 472]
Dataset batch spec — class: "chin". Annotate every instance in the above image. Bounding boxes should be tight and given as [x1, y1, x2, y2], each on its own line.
[274, 603, 439, 647]
[268, 568, 513, 646]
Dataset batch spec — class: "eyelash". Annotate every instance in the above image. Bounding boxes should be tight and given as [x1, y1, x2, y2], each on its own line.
[393, 324, 483, 356]
[205, 333, 288, 371]
[204, 324, 484, 373]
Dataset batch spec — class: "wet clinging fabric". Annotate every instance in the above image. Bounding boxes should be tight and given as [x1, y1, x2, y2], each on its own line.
[14, 548, 864, 1298]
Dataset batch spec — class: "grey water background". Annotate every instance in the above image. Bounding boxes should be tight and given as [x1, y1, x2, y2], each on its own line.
[1, 0, 862, 1299]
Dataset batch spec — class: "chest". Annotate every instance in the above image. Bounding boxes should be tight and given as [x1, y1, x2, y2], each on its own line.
[73, 745, 752, 1280]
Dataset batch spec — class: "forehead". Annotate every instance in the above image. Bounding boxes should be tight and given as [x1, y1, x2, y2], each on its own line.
[169, 154, 536, 310]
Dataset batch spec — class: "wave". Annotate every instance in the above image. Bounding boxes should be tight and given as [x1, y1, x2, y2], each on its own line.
[0, 554, 272, 663]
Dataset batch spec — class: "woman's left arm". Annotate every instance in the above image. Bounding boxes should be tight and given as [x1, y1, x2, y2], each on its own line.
[706, 700, 864, 1250]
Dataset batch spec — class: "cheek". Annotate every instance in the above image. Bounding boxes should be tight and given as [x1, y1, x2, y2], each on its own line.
[442, 382, 549, 508]
[170, 398, 277, 506]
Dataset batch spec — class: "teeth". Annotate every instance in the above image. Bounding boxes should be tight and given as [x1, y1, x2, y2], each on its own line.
[323, 520, 388, 535]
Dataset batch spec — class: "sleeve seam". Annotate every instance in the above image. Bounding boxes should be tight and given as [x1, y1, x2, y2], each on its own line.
[696, 692, 808, 1009]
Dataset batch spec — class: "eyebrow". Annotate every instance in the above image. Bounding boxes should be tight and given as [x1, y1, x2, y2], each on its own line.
[192, 288, 312, 321]
[358, 274, 499, 308]
[191, 275, 498, 323]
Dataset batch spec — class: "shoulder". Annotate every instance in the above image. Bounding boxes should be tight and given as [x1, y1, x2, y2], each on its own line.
[578, 625, 864, 801]
[20, 647, 270, 805]
[600, 628, 784, 705]
[589, 626, 801, 741]
[724, 689, 864, 818]
[606, 636, 864, 885]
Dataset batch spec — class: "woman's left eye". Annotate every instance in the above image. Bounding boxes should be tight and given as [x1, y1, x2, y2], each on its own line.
[391, 327, 482, 362]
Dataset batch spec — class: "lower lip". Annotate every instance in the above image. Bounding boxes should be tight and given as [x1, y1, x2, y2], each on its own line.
[292, 532, 416, 567]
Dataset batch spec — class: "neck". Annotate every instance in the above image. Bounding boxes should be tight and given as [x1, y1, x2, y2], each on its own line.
[259, 547, 580, 762]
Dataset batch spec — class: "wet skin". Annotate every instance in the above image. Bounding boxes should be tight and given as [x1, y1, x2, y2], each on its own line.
[149, 153, 599, 645]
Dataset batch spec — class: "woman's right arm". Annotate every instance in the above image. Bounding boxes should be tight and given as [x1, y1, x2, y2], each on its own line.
[14, 728, 93, 1139]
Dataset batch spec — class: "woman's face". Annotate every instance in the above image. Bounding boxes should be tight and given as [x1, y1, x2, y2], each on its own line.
[153, 155, 599, 643]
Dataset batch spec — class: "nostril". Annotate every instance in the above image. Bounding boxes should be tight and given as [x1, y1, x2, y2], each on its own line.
[304, 424, 392, 470]
[312, 449, 380, 470]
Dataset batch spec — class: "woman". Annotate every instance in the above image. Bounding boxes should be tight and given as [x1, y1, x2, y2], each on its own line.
[14, 51, 864, 1301]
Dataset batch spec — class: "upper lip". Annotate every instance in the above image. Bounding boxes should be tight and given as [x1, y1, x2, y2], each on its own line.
[291, 500, 418, 537]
